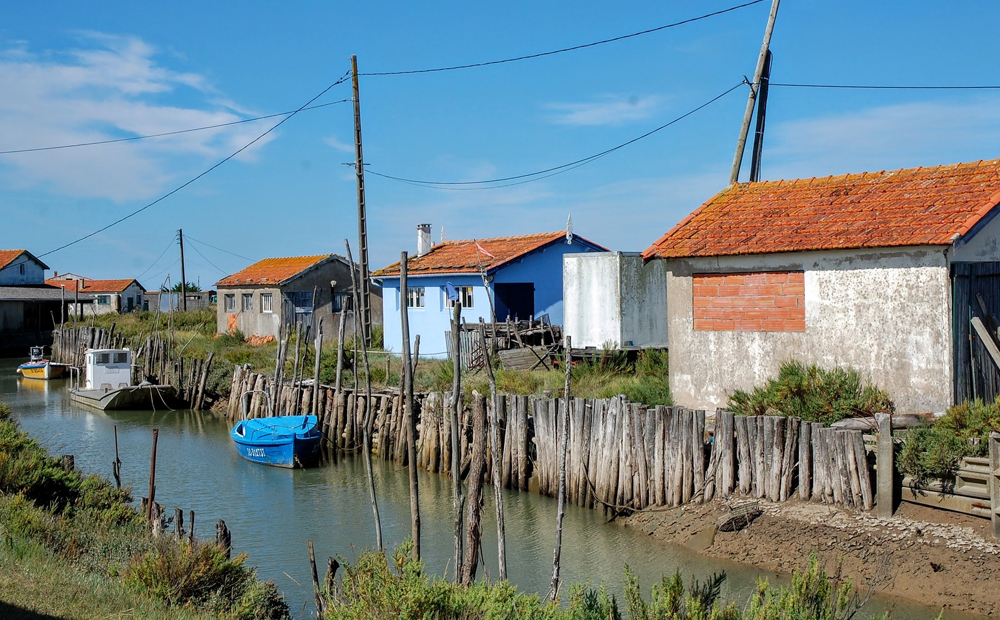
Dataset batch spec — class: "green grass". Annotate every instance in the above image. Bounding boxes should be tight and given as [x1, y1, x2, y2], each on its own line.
[726, 360, 894, 424]
[0, 402, 289, 619]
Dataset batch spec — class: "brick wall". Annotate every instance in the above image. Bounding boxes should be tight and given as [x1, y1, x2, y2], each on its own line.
[692, 271, 805, 332]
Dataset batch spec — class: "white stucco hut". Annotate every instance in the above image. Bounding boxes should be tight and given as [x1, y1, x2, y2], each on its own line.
[642, 159, 1000, 415]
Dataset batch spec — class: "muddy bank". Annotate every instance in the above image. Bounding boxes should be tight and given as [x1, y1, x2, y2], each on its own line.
[626, 500, 1000, 616]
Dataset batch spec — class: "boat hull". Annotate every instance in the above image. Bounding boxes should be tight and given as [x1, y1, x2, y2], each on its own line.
[231, 415, 321, 468]
[69, 385, 178, 411]
[17, 362, 68, 380]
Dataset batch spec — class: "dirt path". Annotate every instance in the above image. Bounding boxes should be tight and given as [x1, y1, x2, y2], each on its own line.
[626, 500, 1000, 616]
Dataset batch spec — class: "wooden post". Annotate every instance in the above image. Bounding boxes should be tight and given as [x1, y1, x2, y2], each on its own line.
[146, 429, 159, 522]
[308, 540, 324, 618]
[351, 55, 372, 343]
[399, 250, 420, 560]
[173, 508, 184, 541]
[550, 335, 571, 601]
[478, 319, 507, 580]
[112, 425, 122, 488]
[215, 519, 231, 559]
[798, 419, 812, 500]
[461, 394, 488, 586]
[346, 240, 382, 548]
[312, 319, 323, 416]
[989, 431, 1000, 539]
[189, 510, 196, 542]
[876, 413, 894, 518]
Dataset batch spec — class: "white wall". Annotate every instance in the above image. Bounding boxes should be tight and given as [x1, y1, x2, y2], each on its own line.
[952, 208, 1000, 262]
[665, 246, 953, 415]
[0, 254, 45, 286]
[564, 252, 668, 349]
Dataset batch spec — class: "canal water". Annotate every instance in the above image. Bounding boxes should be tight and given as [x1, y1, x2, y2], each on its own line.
[0, 359, 962, 619]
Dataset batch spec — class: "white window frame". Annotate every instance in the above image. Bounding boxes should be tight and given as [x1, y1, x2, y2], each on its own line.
[261, 292, 273, 313]
[445, 286, 473, 308]
[96, 294, 111, 305]
[406, 287, 425, 308]
[224, 294, 235, 312]
[241, 293, 253, 312]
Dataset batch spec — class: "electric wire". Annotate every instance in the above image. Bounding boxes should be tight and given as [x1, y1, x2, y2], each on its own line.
[366, 80, 745, 190]
[147, 258, 180, 283]
[136, 237, 178, 280]
[771, 82, 1000, 90]
[183, 235, 255, 262]
[37, 70, 352, 258]
[187, 241, 229, 276]
[0, 99, 351, 155]
[362, 0, 766, 76]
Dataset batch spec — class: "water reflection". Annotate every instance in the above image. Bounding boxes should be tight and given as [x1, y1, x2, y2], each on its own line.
[0, 359, 962, 620]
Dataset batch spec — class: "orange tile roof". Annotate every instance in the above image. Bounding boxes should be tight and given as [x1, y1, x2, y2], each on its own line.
[642, 159, 1000, 260]
[0, 249, 48, 271]
[44, 278, 141, 293]
[216, 254, 335, 287]
[372, 232, 603, 277]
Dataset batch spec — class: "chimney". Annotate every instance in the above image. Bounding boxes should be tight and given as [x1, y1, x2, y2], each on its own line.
[417, 224, 432, 257]
[54, 270, 58, 277]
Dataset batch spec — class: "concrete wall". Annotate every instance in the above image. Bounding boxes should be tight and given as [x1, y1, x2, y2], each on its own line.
[0, 254, 45, 286]
[952, 207, 1000, 262]
[665, 246, 953, 415]
[564, 252, 668, 349]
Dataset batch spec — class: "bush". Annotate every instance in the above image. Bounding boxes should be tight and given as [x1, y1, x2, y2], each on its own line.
[727, 361, 893, 424]
[898, 397, 1000, 483]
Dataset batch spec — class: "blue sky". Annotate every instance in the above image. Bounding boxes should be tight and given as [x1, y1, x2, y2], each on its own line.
[4, 1, 1000, 289]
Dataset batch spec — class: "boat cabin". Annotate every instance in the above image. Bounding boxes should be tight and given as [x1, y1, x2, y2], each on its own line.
[84, 348, 133, 390]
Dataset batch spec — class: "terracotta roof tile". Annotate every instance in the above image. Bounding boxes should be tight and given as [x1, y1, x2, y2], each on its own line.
[372, 232, 603, 277]
[216, 255, 336, 287]
[0, 249, 48, 271]
[44, 278, 141, 293]
[642, 159, 1000, 259]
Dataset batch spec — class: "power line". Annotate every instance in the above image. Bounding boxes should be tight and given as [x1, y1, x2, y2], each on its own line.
[362, 0, 766, 76]
[771, 82, 1000, 90]
[38, 70, 352, 258]
[184, 235, 255, 262]
[366, 81, 745, 190]
[187, 241, 228, 276]
[0, 98, 351, 156]
[136, 237, 178, 280]
[148, 258, 180, 283]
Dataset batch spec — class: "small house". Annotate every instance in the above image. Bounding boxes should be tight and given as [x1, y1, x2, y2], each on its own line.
[215, 254, 382, 339]
[46, 276, 145, 315]
[0, 249, 67, 355]
[373, 225, 606, 358]
[642, 158, 1000, 415]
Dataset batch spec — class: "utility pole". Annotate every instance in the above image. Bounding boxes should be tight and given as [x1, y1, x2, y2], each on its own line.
[749, 50, 773, 182]
[352, 55, 372, 345]
[728, 0, 780, 186]
[178, 229, 188, 312]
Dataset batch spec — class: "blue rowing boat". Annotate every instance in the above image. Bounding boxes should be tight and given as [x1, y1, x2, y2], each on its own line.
[230, 415, 322, 468]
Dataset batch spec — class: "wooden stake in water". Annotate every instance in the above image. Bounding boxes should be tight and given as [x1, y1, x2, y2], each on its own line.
[550, 336, 571, 600]
[479, 318, 507, 580]
[400, 250, 421, 561]
[112, 425, 122, 488]
[450, 302, 464, 580]
[146, 428, 159, 522]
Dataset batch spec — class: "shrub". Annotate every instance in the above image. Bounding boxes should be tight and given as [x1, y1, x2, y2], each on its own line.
[897, 397, 1000, 483]
[727, 361, 893, 424]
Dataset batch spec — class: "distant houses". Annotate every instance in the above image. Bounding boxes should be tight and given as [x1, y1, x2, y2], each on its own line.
[0, 250, 63, 355]
[642, 158, 1000, 415]
[373, 225, 605, 358]
[46, 274, 146, 315]
[215, 254, 382, 339]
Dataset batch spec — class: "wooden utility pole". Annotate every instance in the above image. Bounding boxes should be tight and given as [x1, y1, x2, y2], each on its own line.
[748, 50, 773, 182]
[728, 0, 781, 186]
[178, 229, 187, 311]
[351, 55, 372, 344]
[400, 251, 421, 560]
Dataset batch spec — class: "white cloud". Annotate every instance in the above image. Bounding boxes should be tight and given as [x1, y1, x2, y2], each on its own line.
[0, 33, 268, 201]
[544, 95, 663, 126]
[324, 135, 355, 153]
[763, 98, 1000, 180]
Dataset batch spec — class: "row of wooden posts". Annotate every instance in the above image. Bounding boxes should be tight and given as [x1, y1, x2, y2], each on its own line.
[228, 366, 874, 512]
[52, 326, 215, 410]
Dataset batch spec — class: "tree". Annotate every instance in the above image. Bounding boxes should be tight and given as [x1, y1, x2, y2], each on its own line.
[166, 282, 200, 292]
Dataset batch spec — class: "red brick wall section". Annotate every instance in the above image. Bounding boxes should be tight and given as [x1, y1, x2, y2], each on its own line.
[693, 271, 805, 332]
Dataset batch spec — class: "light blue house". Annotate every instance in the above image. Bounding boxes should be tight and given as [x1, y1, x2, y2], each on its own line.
[373, 226, 606, 358]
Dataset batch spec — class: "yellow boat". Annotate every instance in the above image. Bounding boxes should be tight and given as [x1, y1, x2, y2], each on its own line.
[16, 346, 69, 380]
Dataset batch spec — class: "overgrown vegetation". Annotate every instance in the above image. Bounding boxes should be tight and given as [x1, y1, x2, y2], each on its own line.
[65, 311, 672, 406]
[897, 397, 1000, 484]
[322, 543, 882, 620]
[727, 361, 894, 424]
[0, 402, 289, 619]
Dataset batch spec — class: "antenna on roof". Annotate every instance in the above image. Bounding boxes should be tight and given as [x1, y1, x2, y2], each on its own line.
[566, 214, 574, 245]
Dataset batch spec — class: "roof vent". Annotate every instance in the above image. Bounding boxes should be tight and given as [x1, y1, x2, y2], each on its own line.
[417, 224, 432, 257]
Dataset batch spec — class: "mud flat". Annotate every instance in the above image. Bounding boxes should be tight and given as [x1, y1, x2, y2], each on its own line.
[627, 500, 1000, 617]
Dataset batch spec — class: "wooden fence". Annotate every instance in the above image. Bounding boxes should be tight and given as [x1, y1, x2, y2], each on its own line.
[52, 326, 215, 410]
[229, 367, 873, 513]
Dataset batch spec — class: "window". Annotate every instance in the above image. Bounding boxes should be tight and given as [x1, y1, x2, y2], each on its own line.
[332, 292, 353, 312]
[96, 353, 110, 364]
[242, 293, 253, 312]
[286, 291, 313, 315]
[224, 294, 235, 312]
[445, 286, 473, 308]
[96, 295, 110, 305]
[113, 352, 129, 364]
[19, 264, 24, 275]
[135, 294, 142, 307]
[406, 287, 425, 308]
[261, 292, 273, 313]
